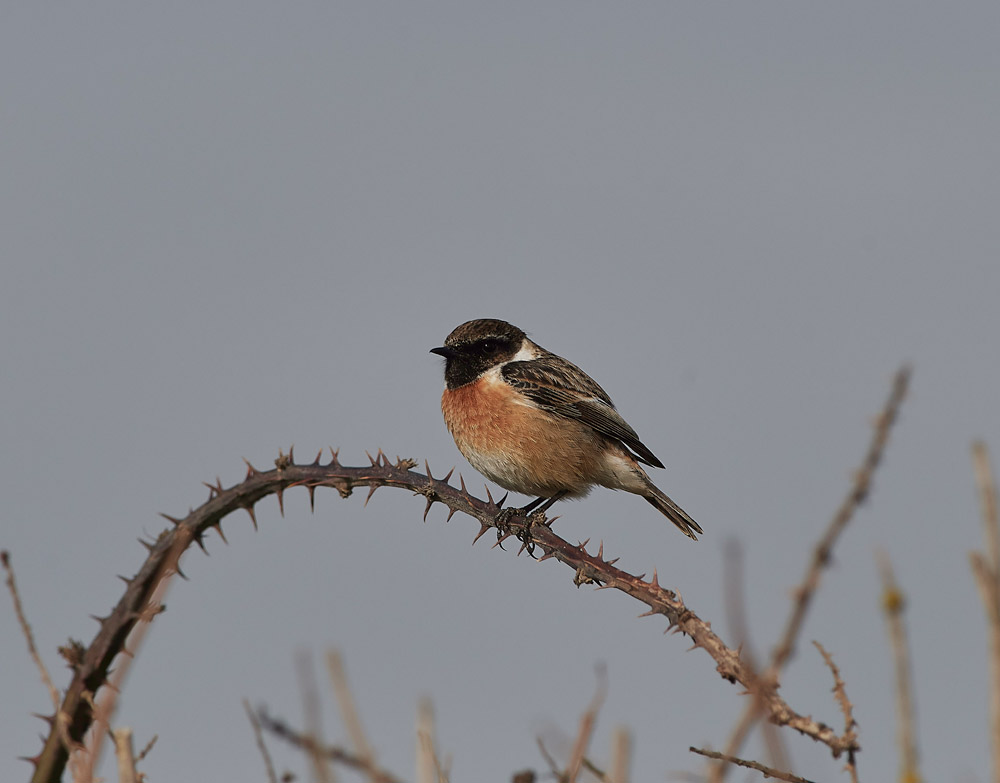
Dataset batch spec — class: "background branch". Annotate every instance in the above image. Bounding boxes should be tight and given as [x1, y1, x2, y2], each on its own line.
[971, 441, 1000, 783]
[878, 550, 921, 783]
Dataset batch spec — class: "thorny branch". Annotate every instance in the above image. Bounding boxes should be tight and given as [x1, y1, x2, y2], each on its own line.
[24, 368, 911, 782]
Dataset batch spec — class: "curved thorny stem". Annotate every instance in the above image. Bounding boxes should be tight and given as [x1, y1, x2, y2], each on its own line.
[29, 361, 917, 782]
[26, 408, 902, 783]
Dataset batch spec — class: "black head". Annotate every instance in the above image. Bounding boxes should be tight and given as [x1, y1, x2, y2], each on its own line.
[430, 319, 527, 389]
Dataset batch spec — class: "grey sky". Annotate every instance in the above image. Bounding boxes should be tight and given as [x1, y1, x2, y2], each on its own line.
[2, 2, 998, 781]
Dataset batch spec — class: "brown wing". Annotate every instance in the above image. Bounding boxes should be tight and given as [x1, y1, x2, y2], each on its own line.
[501, 355, 666, 469]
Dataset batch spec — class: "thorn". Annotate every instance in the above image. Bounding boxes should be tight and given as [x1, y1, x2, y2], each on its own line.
[329, 447, 341, 467]
[90, 614, 107, 624]
[243, 457, 258, 478]
[18, 754, 41, 767]
[117, 575, 132, 585]
[538, 551, 556, 562]
[459, 474, 467, 493]
[424, 496, 438, 521]
[364, 483, 379, 507]
[138, 538, 155, 552]
[636, 573, 647, 581]
[193, 533, 208, 554]
[638, 609, 658, 618]
[307, 485, 316, 512]
[214, 523, 228, 545]
[497, 492, 508, 509]
[159, 512, 183, 526]
[288, 444, 295, 464]
[443, 467, 455, 484]
[485, 485, 495, 505]
[606, 557, 619, 566]
[472, 522, 491, 545]
[597, 541, 604, 560]
[276, 486, 285, 517]
[651, 568, 660, 588]
[244, 505, 258, 531]
[31, 713, 55, 727]
[312, 449, 323, 466]
[378, 448, 388, 466]
[445, 506, 458, 522]
[175, 564, 188, 580]
[579, 538, 591, 551]
[203, 481, 219, 497]
[424, 459, 433, 480]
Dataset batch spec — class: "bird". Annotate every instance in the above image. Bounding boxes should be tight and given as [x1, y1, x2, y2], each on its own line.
[430, 318, 702, 539]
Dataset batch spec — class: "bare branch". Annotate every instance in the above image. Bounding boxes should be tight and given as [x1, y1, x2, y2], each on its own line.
[972, 441, 1000, 783]
[296, 650, 332, 783]
[416, 697, 437, 783]
[327, 650, 376, 778]
[812, 641, 858, 783]
[690, 747, 816, 783]
[878, 550, 921, 783]
[244, 699, 279, 783]
[772, 365, 911, 671]
[2, 550, 62, 714]
[608, 727, 631, 783]
[111, 727, 138, 783]
[257, 708, 406, 783]
[711, 366, 909, 780]
[566, 667, 607, 783]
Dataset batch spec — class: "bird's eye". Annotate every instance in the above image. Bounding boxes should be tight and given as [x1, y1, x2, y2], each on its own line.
[480, 340, 497, 354]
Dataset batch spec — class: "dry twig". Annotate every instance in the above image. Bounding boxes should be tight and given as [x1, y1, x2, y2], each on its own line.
[565, 667, 608, 783]
[690, 747, 816, 783]
[258, 708, 405, 783]
[812, 641, 858, 783]
[608, 727, 631, 783]
[327, 650, 376, 778]
[878, 550, 921, 783]
[2, 550, 61, 712]
[296, 650, 333, 783]
[971, 441, 1000, 783]
[710, 366, 909, 781]
[244, 699, 279, 783]
[111, 727, 138, 783]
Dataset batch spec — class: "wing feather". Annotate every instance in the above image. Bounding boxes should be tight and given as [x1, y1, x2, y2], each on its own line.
[501, 355, 665, 468]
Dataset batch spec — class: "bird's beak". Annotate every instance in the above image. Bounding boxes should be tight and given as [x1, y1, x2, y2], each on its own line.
[430, 346, 457, 358]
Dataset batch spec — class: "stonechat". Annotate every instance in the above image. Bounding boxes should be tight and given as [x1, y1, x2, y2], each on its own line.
[430, 319, 702, 539]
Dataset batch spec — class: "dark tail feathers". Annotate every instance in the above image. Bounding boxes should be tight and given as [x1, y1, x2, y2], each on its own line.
[644, 486, 703, 540]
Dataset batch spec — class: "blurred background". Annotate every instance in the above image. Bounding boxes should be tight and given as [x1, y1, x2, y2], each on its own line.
[2, 2, 998, 781]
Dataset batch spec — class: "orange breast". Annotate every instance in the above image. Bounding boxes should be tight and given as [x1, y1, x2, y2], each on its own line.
[440, 375, 605, 497]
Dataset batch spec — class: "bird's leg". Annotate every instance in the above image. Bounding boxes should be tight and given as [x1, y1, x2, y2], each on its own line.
[529, 492, 566, 518]
[496, 491, 564, 526]
[495, 491, 567, 551]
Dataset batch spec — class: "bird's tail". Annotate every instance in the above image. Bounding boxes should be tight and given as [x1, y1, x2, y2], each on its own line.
[643, 484, 703, 540]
